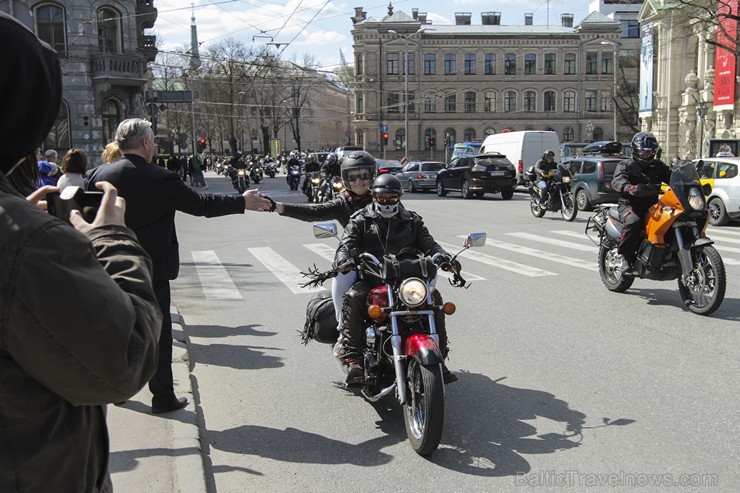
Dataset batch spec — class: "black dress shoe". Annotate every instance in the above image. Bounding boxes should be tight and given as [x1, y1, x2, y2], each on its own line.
[151, 396, 188, 414]
[442, 365, 459, 384]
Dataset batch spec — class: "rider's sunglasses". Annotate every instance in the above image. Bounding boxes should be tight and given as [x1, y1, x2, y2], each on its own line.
[347, 172, 371, 182]
[374, 195, 400, 204]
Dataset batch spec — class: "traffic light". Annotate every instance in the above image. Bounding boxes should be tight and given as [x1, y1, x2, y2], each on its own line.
[197, 138, 206, 152]
[429, 137, 435, 147]
[383, 132, 389, 145]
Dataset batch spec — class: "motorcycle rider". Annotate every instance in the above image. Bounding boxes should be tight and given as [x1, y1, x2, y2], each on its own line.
[534, 149, 558, 206]
[302, 153, 322, 196]
[319, 153, 341, 199]
[611, 132, 672, 276]
[333, 174, 459, 385]
[286, 156, 302, 190]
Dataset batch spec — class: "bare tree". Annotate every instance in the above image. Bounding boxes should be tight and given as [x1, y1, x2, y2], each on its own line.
[676, 0, 738, 54]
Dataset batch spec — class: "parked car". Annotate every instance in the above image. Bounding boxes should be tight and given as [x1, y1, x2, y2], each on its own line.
[397, 161, 445, 192]
[565, 141, 624, 211]
[436, 153, 516, 199]
[450, 141, 484, 161]
[692, 156, 740, 225]
[375, 159, 403, 175]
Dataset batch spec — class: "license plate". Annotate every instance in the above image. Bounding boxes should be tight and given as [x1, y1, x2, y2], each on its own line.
[490, 171, 505, 176]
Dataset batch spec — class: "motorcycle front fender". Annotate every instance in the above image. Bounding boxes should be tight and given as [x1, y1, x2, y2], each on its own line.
[404, 334, 443, 365]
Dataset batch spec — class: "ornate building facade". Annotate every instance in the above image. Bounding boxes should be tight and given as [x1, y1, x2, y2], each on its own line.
[2, 0, 157, 164]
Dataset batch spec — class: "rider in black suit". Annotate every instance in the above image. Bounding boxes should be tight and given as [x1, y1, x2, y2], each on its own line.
[86, 118, 273, 413]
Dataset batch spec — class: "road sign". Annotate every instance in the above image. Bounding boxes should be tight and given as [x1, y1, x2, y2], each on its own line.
[380, 124, 388, 132]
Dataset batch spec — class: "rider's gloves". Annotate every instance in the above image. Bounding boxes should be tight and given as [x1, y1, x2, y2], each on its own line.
[628, 183, 659, 197]
[434, 254, 461, 272]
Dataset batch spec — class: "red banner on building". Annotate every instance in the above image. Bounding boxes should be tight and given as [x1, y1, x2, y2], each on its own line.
[713, 0, 738, 110]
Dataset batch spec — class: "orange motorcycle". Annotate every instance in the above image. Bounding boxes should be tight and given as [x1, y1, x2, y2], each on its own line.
[586, 161, 726, 315]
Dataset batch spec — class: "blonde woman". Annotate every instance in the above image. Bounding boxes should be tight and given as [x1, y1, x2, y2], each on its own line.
[101, 140, 123, 164]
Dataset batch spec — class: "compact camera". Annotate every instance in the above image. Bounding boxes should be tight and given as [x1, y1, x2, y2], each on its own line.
[46, 186, 103, 224]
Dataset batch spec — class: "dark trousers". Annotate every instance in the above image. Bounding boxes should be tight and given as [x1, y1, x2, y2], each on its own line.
[617, 204, 646, 263]
[341, 280, 448, 357]
[148, 279, 174, 402]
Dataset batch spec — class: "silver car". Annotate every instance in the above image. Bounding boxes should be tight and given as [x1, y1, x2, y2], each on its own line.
[398, 161, 445, 192]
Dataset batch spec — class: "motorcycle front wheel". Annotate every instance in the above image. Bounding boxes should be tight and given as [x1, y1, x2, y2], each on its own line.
[678, 245, 726, 315]
[529, 191, 546, 218]
[561, 191, 578, 222]
[598, 244, 634, 292]
[403, 360, 444, 456]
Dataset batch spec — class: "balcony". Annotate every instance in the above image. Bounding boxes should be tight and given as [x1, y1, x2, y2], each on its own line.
[136, 0, 158, 30]
[139, 35, 158, 63]
[91, 53, 147, 86]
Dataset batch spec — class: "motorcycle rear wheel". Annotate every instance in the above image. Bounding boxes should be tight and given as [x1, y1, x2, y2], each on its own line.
[561, 192, 578, 222]
[403, 360, 444, 456]
[678, 245, 726, 315]
[598, 244, 634, 292]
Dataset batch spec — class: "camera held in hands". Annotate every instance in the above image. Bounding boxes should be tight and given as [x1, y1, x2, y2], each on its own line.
[47, 186, 103, 224]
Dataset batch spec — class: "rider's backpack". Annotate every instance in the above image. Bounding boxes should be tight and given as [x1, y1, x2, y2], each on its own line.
[301, 291, 338, 345]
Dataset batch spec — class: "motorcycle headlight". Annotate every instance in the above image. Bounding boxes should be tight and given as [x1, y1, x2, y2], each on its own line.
[332, 182, 343, 189]
[562, 176, 571, 183]
[399, 278, 427, 307]
[238, 170, 246, 176]
[688, 187, 705, 211]
[311, 178, 321, 184]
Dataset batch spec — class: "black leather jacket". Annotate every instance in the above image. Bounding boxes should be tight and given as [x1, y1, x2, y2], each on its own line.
[304, 161, 321, 174]
[280, 191, 371, 228]
[611, 157, 671, 210]
[321, 161, 341, 178]
[534, 158, 558, 179]
[335, 204, 448, 267]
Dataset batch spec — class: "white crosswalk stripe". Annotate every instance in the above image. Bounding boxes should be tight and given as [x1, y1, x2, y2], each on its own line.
[438, 241, 556, 277]
[459, 236, 599, 271]
[247, 247, 324, 294]
[192, 250, 243, 300]
[506, 232, 597, 252]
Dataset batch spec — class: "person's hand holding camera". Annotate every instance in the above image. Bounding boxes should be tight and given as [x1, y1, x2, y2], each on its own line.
[70, 181, 126, 234]
[26, 185, 59, 212]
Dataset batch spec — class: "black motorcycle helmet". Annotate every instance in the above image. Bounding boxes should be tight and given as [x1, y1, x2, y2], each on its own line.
[371, 173, 403, 197]
[544, 149, 555, 159]
[325, 152, 338, 167]
[340, 150, 377, 189]
[631, 132, 659, 164]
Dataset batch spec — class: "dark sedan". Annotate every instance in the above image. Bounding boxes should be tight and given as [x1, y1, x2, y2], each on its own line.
[375, 159, 403, 175]
[436, 153, 516, 199]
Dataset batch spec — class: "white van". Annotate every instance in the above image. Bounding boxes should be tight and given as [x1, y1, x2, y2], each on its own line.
[480, 131, 560, 184]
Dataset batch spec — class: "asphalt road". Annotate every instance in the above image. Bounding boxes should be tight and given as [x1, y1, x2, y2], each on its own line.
[171, 171, 740, 492]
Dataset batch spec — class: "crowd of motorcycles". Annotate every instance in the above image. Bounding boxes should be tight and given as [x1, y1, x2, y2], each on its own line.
[211, 154, 344, 202]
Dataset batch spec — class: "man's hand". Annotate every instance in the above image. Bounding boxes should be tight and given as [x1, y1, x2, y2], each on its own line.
[70, 182, 126, 234]
[26, 185, 59, 212]
[628, 183, 659, 197]
[243, 188, 273, 211]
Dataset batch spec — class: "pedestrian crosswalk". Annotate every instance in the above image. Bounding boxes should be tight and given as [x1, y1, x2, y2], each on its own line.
[189, 227, 740, 296]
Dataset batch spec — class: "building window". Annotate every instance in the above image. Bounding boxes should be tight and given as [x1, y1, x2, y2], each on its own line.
[563, 127, 575, 142]
[424, 53, 436, 75]
[404, 52, 416, 75]
[44, 101, 70, 151]
[544, 53, 556, 75]
[564, 53, 576, 75]
[358, 132, 364, 147]
[356, 54, 363, 76]
[544, 91, 556, 112]
[586, 52, 597, 75]
[504, 91, 516, 112]
[600, 96, 609, 112]
[444, 93, 457, 112]
[564, 91, 576, 112]
[36, 4, 66, 55]
[464, 91, 476, 112]
[464, 53, 476, 75]
[97, 8, 121, 53]
[585, 90, 597, 112]
[484, 91, 497, 112]
[388, 92, 400, 113]
[406, 92, 415, 113]
[444, 53, 456, 75]
[387, 53, 400, 75]
[485, 127, 496, 136]
[525, 53, 536, 75]
[602, 51, 614, 75]
[356, 94, 364, 114]
[620, 20, 639, 38]
[505, 53, 517, 75]
[464, 128, 476, 141]
[102, 99, 121, 144]
[593, 128, 604, 141]
[524, 91, 536, 112]
[485, 53, 496, 75]
[395, 129, 405, 149]
[424, 96, 436, 113]
[444, 128, 456, 146]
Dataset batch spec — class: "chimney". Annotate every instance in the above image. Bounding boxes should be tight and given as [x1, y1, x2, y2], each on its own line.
[418, 12, 428, 24]
[561, 13, 574, 28]
[524, 13, 533, 26]
[482, 12, 501, 26]
[351, 7, 366, 24]
[455, 12, 471, 25]
[412, 8, 418, 20]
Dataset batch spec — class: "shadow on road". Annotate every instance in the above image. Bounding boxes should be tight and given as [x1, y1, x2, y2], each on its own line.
[626, 288, 740, 321]
[186, 323, 284, 371]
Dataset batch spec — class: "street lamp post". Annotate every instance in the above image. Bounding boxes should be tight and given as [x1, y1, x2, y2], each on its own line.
[697, 100, 708, 157]
[601, 40, 620, 141]
[388, 28, 424, 159]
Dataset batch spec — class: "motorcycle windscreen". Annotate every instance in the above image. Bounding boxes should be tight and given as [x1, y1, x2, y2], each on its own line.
[669, 162, 702, 212]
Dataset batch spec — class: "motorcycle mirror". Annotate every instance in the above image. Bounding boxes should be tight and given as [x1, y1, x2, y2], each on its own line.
[464, 232, 486, 248]
[313, 222, 338, 239]
[695, 160, 704, 173]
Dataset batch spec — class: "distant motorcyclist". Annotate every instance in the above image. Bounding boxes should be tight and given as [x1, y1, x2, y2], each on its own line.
[319, 153, 341, 198]
[333, 174, 459, 385]
[611, 132, 671, 276]
[534, 149, 558, 206]
[286, 157, 302, 190]
[302, 154, 322, 194]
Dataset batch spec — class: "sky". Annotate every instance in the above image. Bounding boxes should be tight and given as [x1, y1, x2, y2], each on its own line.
[150, 0, 596, 73]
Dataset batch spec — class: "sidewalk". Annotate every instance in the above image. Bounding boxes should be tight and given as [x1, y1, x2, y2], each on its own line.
[107, 308, 207, 493]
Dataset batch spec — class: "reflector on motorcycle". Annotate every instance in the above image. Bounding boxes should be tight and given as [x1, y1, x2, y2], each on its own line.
[442, 302, 456, 315]
[368, 304, 383, 319]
